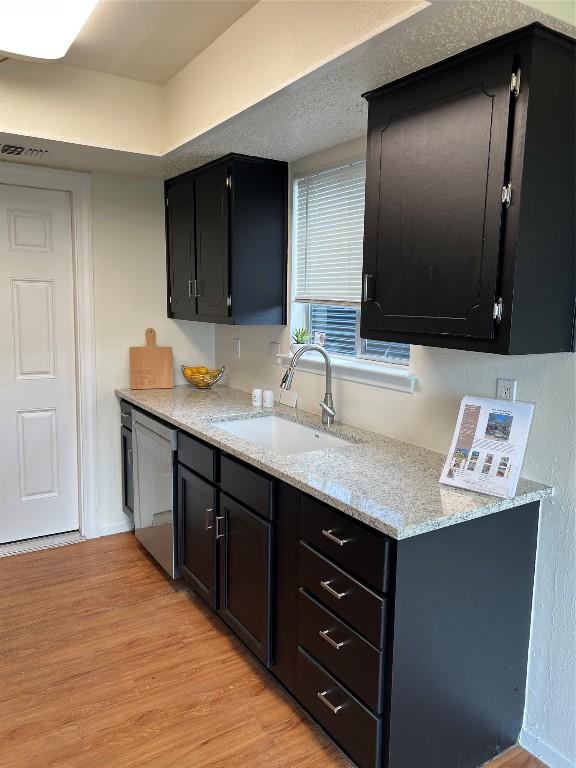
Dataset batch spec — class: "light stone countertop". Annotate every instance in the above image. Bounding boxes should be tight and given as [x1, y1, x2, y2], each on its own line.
[116, 385, 553, 540]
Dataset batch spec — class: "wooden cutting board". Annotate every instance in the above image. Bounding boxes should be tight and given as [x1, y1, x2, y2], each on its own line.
[129, 328, 173, 389]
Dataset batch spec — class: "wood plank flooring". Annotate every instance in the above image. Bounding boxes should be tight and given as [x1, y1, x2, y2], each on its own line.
[0, 533, 547, 768]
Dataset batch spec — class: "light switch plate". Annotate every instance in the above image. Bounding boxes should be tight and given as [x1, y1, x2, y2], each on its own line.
[496, 378, 517, 401]
[232, 338, 241, 360]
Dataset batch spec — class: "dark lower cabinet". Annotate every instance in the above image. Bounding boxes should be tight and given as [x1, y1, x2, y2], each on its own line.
[165, 422, 540, 768]
[218, 493, 272, 666]
[178, 465, 217, 609]
[297, 648, 382, 768]
[270, 482, 301, 695]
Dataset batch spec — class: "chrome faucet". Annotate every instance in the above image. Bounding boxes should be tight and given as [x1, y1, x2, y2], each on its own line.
[280, 344, 335, 426]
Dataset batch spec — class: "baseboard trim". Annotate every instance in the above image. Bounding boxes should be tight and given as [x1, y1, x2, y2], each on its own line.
[95, 519, 134, 538]
[0, 531, 85, 557]
[520, 729, 575, 768]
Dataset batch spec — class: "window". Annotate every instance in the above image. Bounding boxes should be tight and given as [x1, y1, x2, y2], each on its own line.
[292, 160, 410, 365]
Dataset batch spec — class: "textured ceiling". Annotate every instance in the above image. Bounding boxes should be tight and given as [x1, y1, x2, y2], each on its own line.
[1, 0, 573, 178]
[64, 0, 257, 85]
[161, 0, 575, 177]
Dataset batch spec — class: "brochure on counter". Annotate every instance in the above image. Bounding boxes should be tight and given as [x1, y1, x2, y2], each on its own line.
[440, 396, 534, 498]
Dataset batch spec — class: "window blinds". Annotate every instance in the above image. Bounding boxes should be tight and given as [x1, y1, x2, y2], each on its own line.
[294, 161, 366, 305]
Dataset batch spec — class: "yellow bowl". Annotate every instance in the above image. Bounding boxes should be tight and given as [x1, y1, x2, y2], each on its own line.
[181, 365, 225, 389]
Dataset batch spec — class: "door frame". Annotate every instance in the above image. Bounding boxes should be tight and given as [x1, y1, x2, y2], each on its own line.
[0, 161, 98, 538]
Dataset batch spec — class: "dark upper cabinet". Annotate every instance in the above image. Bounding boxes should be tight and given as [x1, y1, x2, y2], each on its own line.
[165, 154, 288, 325]
[218, 493, 272, 666]
[166, 178, 196, 318]
[194, 163, 230, 319]
[178, 465, 217, 609]
[361, 24, 575, 354]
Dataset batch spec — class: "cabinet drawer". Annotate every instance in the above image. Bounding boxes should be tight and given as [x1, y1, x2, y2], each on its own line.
[297, 648, 382, 768]
[301, 495, 391, 592]
[178, 432, 216, 483]
[299, 543, 387, 648]
[220, 455, 274, 520]
[298, 590, 385, 714]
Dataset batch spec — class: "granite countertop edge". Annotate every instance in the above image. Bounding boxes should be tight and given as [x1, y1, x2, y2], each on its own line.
[116, 386, 553, 540]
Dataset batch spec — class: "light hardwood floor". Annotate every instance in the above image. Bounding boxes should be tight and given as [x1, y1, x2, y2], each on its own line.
[0, 534, 547, 768]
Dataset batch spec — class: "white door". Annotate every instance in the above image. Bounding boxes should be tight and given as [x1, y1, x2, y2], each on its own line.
[0, 184, 79, 543]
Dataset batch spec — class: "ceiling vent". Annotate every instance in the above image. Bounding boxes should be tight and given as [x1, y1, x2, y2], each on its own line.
[1, 144, 49, 158]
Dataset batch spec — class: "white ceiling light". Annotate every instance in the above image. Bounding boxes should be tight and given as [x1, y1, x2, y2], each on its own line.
[0, 0, 98, 60]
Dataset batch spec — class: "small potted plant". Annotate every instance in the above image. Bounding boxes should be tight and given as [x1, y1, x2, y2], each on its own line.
[291, 327, 311, 353]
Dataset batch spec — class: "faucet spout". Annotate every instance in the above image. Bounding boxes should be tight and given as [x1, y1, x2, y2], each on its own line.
[279, 344, 335, 426]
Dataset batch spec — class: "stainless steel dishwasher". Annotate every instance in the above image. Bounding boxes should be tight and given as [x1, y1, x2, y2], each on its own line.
[132, 410, 178, 578]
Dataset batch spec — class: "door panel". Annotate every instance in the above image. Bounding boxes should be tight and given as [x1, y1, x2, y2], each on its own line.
[362, 51, 515, 339]
[12, 279, 55, 378]
[17, 408, 58, 500]
[194, 164, 230, 318]
[0, 184, 79, 543]
[218, 493, 271, 665]
[179, 465, 217, 608]
[167, 179, 195, 317]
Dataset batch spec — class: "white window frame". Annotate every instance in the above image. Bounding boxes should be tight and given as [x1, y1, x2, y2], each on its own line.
[305, 303, 410, 366]
[285, 159, 416, 394]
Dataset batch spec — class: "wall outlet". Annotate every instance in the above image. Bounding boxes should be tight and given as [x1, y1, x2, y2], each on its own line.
[496, 378, 517, 401]
[232, 338, 241, 360]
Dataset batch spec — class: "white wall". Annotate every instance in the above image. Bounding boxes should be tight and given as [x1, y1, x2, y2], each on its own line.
[164, 0, 426, 150]
[214, 139, 576, 767]
[91, 174, 214, 533]
[0, 60, 164, 154]
[0, 0, 426, 155]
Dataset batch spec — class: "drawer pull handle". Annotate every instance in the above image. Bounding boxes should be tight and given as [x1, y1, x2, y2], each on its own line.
[205, 508, 214, 530]
[321, 529, 350, 546]
[319, 629, 345, 650]
[320, 580, 347, 600]
[215, 515, 225, 539]
[317, 690, 342, 714]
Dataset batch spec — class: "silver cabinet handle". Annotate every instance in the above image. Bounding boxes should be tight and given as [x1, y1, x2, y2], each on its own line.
[319, 629, 345, 650]
[321, 529, 349, 547]
[215, 515, 225, 539]
[317, 690, 342, 714]
[320, 580, 347, 600]
[363, 273, 373, 302]
[188, 279, 201, 298]
[127, 448, 133, 466]
[188, 279, 193, 298]
[205, 508, 214, 530]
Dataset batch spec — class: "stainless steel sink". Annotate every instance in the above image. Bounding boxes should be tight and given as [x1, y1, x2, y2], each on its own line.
[215, 415, 353, 455]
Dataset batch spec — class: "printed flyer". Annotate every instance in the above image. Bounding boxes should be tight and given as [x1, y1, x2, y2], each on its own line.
[440, 396, 534, 498]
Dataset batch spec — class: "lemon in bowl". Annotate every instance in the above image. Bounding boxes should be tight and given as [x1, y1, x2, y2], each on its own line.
[181, 365, 225, 389]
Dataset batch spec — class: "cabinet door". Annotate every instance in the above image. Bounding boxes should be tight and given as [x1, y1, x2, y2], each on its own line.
[194, 163, 230, 318]
[178, 465, 217, 608]
[362, 49, 515, 340]
[120, 426, 133, 516]
[166, 179, 196, 318]
[218, 493, 271, 665]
